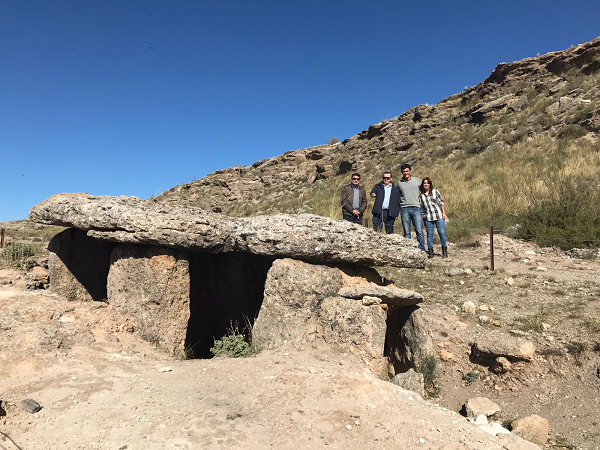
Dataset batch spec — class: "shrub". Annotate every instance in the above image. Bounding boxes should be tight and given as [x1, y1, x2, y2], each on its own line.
[210, 320, 257, 358]
[557, 124, 587, 140]
[327, 136, 340, 145]
[0, 243, 38, 269]
[421, 355, 441, 397]
[514, 182, 600, 249]
[210, 334, 253, 358]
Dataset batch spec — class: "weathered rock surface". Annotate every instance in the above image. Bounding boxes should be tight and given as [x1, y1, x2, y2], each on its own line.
[391, 368, 425, 397]
[338, 285, 424, 307]
[511, 415, 549, 446]
[252, 258, 421, 373]
[30, 194, 426, 269]
[471, 334, 536, 364]
[48, 228, 116, 302]
[106, 244, 190, 354]
[464, 397, 501, 418]
[386, 305, 434, 374]
[253, 259, 344, 349]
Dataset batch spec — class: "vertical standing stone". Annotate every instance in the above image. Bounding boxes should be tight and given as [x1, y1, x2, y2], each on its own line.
[107, 244, 190, 355]
[48, 228, 116, 302]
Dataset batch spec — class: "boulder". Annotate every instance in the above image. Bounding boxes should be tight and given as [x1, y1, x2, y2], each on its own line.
[386, 305, 434, 373]
[107, 244, 190, 354]
[471, 333, 536, 364]
[391, 368, 424, 397]
[464, 397, 501, 418]
[253, 259, 344, 349]
[511, 415, 549, 446]
[30, 194, 426, 269]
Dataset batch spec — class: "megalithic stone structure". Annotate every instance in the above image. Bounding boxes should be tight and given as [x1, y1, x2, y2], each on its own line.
[30, 193, 426, 268]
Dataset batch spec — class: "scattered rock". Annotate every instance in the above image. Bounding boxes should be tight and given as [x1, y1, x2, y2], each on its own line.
[506, 277, 515, 286]
[511, 414, 549, 446]
[26, 266, 49, 289]
[464, 397, 501, 418]
[20, 399, 42, 414]
[439, 350, 454, 361]
[461, 301, 476, 314]
[446, 268, 466, 277]
[491, 356, 512, 374]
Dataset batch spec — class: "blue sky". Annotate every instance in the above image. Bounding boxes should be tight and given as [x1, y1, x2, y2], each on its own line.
[1, 1, 599, 221]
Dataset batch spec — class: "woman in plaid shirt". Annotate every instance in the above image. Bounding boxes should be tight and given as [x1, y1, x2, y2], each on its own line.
[420, 177, 448, 259]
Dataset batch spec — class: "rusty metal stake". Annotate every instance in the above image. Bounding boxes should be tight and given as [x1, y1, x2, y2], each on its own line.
[0, 228, 4, 249]
[364, 217, 369, 228]
[489, 225, 494, 271]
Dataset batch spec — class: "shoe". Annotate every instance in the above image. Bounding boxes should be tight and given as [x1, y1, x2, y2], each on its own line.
[427, 248, 434, 259]
[442, 247, 448, 258]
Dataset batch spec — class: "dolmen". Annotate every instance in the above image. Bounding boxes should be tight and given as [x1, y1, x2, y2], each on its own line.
[30, 193, 431, 376]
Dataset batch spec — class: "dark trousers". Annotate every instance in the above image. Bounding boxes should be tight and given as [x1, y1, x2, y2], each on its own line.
[343, 215, 363, 225]
[373, 210, 395, 234]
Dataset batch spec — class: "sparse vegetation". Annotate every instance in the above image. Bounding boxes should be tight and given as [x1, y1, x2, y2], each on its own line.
[210, 320, 258, 358]
[0, 243, 39, 270]
[421, 355, 441, 397]
[513, 307, 550, 332]
[462, 370, 479, 385]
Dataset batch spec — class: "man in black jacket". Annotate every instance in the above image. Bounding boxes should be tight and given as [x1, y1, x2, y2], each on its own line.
[340, 172, 367, 225]
[370, 171, 401, 234]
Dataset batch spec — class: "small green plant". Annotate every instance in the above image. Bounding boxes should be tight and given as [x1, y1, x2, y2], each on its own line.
[0, 243, 38, 270]
[421, 355, 441, 397]
[462, 370, 480, 385]
[326, 136, 340, 145]
[440, 331, 449, 337]
[210, 320, 257, 358]
[566, 341, 587, 366]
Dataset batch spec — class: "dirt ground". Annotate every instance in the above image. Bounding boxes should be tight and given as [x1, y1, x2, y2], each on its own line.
[1, 234, 599, 449]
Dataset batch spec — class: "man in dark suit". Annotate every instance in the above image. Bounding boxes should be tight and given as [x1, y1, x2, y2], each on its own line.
[370, 171, 400, 234]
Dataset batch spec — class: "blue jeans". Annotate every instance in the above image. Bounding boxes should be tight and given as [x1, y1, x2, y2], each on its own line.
[373, 210, 395, 234]
[400, 207, 425, 251]
[424, 219, 447, 249]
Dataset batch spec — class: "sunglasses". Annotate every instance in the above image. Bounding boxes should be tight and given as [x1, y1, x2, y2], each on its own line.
[383, 176, 391, 180]
[352, 177, 360, 180]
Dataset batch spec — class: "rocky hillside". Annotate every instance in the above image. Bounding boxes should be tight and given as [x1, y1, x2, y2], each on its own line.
[153, 38, 600, 244]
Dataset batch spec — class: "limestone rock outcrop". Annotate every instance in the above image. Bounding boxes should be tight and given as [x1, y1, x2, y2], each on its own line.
[30, 193, 426, 269]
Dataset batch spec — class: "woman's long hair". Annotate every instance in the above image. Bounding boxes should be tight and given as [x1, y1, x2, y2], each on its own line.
[420, 177, 433, 194]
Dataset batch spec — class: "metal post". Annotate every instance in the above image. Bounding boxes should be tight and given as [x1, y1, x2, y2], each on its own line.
[489, 226, 494, 271]
[0, 228, 4, 249]
[364, 217, 369, 228]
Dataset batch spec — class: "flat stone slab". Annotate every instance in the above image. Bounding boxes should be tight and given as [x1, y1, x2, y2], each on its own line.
[338, 286, 424, 307]
[29, 194, 426, 269]
[471, 333, 536, 363]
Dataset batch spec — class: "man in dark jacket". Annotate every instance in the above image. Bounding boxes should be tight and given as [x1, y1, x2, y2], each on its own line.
[370, 171, 401, 234]
[340, 172, 367, 225]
